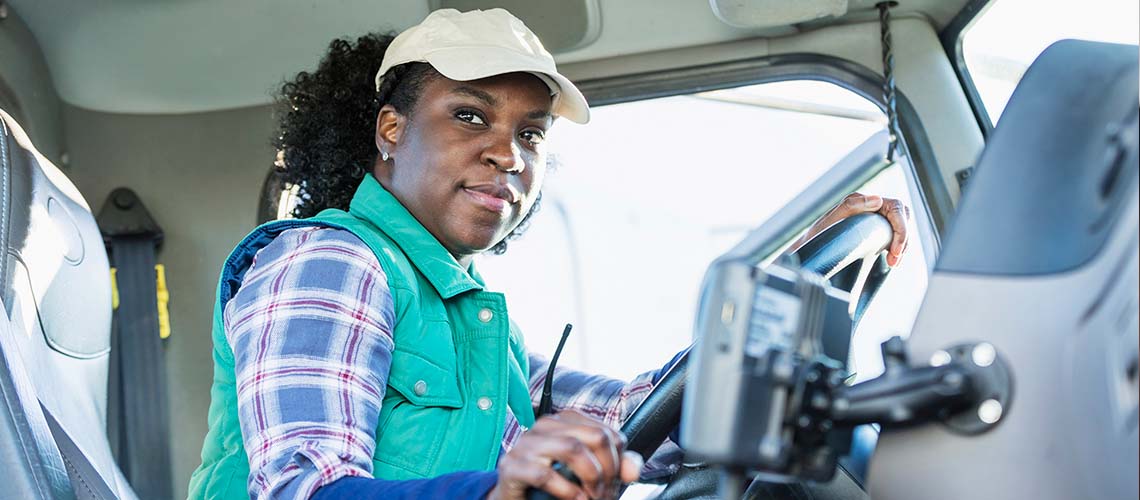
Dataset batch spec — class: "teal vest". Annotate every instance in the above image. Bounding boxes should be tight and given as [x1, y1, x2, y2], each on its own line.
[188, 175, 536, 499]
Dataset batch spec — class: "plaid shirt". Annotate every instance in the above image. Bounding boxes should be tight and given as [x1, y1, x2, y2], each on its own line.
[224, 227, 682, 500]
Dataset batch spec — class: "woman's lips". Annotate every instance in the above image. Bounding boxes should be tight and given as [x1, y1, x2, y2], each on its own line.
[463, 187, 511, 213]
[462, 182, 520, 214]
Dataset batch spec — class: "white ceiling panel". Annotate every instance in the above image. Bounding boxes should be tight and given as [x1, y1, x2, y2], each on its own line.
[7, 0, 969, 114]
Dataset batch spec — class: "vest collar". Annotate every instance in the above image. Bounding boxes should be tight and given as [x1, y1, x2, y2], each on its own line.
[349, 175, 485, 299]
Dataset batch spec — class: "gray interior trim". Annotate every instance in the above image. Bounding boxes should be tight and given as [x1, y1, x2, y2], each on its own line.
[893, 93, 952, 236]
[0, 5, 64, 162]
[574, 53, 954, 233]
[0, 78, 26, 127]
[938, 0, 995, 138]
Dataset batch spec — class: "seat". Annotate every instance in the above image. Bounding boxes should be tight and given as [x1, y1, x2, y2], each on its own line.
[0, 107, 135, 499]
[869, 40, 1139, 500]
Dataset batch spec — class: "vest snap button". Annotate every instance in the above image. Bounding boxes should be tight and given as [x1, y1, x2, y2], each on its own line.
[477, 397, 493, 411]
[477, 308, 494, 323]
[413, 380, 427, 396]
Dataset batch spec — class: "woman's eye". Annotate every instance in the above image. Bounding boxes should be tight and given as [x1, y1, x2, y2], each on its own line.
[456, 110, 486, 125]
[520, 130, 546, 146]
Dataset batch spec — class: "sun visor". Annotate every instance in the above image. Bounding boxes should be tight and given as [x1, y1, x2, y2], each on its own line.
[429, 0, 601, 53]
[709, 0, 848, 28]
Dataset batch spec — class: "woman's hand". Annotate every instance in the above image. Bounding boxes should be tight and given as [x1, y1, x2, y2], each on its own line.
[488, 410, 644, 500]
[792, 192, 912, 267]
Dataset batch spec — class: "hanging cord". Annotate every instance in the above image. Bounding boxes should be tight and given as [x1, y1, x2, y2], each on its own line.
[877, 2, 900, 162]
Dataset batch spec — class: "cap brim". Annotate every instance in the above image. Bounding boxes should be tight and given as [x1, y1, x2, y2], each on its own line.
[423, 48, 590, 124]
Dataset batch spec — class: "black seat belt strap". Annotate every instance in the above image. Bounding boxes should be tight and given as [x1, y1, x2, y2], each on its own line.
[0, 296, 79, 500]
[97, 188, 173, 500]
[41, 403, 120, 500]
[1, 299, 120, 500]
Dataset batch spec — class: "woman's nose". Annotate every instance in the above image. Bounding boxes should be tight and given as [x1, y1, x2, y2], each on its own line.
[482, 134, 524, 174]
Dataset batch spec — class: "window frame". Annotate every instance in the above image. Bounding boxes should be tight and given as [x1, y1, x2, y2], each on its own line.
[939, 0, 998, 138]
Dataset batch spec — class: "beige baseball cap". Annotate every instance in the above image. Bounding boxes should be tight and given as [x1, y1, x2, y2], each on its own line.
[375, 8, 590, 124]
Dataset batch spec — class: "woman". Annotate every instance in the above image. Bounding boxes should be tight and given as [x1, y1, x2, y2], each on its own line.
[188, 8, 911, 500]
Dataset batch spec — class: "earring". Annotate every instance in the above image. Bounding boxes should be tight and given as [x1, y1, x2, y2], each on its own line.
[381, 150, 390, 161]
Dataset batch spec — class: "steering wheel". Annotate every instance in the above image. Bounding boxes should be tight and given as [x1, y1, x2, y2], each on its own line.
[618, 212, 895, 499]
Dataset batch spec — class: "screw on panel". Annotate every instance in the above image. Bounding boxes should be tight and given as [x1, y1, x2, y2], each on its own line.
[972, 343, 997, 367]
[978, 399, 1003, 424]
[721, 301, 736, 324]
[114, 191, 136, 210]
[930, 350, 952, 367]
[955, 166, 975, 191]
[833, 398, 850, 412]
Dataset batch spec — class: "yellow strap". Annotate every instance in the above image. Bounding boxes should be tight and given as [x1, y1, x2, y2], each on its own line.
[108, 265, 171, 340]
[110, 268, 120, 310]
[155, 264, 171, 340]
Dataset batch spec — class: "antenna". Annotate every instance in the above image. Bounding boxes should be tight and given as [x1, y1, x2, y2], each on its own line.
[536, 324, 572, 419]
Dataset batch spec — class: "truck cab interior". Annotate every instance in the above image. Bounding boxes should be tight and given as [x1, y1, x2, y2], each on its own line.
[0, 1, 1136, 499]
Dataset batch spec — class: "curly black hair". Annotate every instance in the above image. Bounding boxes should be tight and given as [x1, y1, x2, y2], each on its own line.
[272, 32, 541, 255]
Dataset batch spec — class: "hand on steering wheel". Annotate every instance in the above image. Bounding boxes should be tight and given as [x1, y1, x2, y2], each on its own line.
[793, 192, 911, 267]
[490, 410, 643, 500]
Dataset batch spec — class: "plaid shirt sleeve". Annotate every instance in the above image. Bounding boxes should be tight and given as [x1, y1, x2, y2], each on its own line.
[523, 350, 688, 480]
[224, 226, 396, 499]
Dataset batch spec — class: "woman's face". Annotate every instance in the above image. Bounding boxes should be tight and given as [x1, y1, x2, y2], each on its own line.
[375, 72, 553, 264]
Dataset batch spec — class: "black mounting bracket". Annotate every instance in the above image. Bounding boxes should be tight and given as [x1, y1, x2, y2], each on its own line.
[96, 188, 164, 247]
[829, 336, 1013, 434]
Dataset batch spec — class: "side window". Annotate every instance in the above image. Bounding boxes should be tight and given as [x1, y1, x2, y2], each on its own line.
[478, 80, 933, 381]
[961, 0, 1139, 125]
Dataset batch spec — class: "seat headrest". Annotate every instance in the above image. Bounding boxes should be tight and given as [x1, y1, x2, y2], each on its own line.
[1, 108, 112, 358]
[937, 40, 1139, 276]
